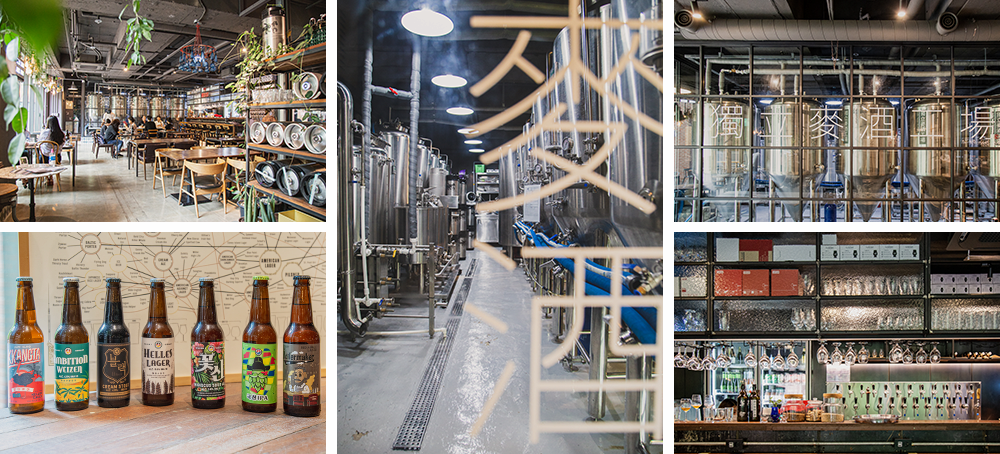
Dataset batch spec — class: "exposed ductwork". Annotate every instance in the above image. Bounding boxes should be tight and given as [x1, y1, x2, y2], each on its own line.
[676, 18, 1000, 41]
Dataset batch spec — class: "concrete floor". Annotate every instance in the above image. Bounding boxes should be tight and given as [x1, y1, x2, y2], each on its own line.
[337, 249, 662, 454]
[9, 139, 240, 222]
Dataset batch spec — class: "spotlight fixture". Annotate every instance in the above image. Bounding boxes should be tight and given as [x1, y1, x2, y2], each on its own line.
[401, 8, 454, 37]
[432, 74, 467, 88]
[469, 148, 485, 153]
[464, 139, 483, 145]
[447, 107, 474, 116]
[458, 127, 479, 134]
[825, 100, 843, 106]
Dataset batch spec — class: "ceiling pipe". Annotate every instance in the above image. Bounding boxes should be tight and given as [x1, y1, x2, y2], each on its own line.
[906, 0, 925, 19]
[677, 19, 1000, 41]
[930, 0, 953, 22]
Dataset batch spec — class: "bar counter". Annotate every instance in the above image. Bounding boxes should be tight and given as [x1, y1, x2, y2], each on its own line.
[675, 420, 1000, 431]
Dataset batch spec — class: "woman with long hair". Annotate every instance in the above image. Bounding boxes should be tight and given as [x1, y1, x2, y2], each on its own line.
[39, 115, 65, 164]
[103, 118, 124, 158]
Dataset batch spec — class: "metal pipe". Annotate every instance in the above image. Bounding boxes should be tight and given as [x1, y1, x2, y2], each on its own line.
[408, 37, 421, 240]
[678, 19, 1000, 41]
[588, 306, 609, 419]
[371, 85, 414, 99]
[339, 81, 365, 336]
[744, 441, 894, 446]
[339, 328, 447, 336]
[930, 0, 953, 22]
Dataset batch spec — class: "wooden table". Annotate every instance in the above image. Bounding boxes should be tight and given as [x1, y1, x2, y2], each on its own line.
[25, 141, 77, 187]
[207, 136, 245, 146]
[0, 164, 68, 221]
[127, 138, 198, 176]
[0, 381, 325, 452]
[159, 146, 254, 162]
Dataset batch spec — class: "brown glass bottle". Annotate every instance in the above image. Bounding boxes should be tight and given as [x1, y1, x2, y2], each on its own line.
[283, 276, 321, 417]
[54, 277, 90, 411]
[141, 278, 174, 406]
[242, 276, 277, 413]
[7, 277, 44, 414]
[98, 278, 130, 408]
[191, 278, 225, 409]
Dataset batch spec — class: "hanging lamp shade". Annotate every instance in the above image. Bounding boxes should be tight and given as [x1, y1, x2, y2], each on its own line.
[178, 23, 218, 73]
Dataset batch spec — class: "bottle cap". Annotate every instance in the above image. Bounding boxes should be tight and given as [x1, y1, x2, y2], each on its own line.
[15, 276, 32, 282]
[150, 278, 165, 283]
[199, 277, 214, 282]
[63, 277, 80, 283]
[253, 276, 269, 281]
[106, 277, 121, 284]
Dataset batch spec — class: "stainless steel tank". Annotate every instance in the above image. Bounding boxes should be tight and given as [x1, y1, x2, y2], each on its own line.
[762, 100, 824, 221]
[908, 100, 954, 222]
[86, 93, 103, 130]
[383, 131, 410, 242]
[961, 102, 1000, 201]
[428, 167, 447, 197]
[129, 96, 148, 119]
[169, 97, 185, 119]
[261, 6, 287, 58]
[150, 97, 168, 119]
[109, 95, 126, 119]
[415, 143, 430, 189]
[841, 98, 898, 221]
[367, 147, 394, 244]
[701, 99, 751, 221]
[416, 205, 448, 247]
[498, 144, 520, 247]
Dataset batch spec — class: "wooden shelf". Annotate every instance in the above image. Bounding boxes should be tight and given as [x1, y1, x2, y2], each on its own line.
[249, 181, 325, 220]
[248, 99, 326, 110]
[247, 143, 326, 163]
[266, 43, 327, 72]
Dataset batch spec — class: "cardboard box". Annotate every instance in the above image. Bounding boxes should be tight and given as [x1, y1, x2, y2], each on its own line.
[674, 276, 681, 297]
[742, 269, 770, 296]
[840, 245, 861, 261]
[277, 210, 321, 222]
[900, 244, 920, 260]
[680, 276, 706, 297]
[773, 245, 816, 262]
[771, 269, 801, 296]
[740, 239, 773, 262]
[716, 238, 740, 262]
[860, 244, 880, 260]
[715, 269, 743, 296]
[820, 245, 841, 261]
[879, 244, 900, 261]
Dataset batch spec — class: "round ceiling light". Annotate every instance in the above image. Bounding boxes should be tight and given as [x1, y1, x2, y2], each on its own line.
[464, 139, 482, 145]
[469, 148, 485, 153]
[447, 107, 474, 116]
[401, 9, 454, 37]
[432, 74, 467, 88]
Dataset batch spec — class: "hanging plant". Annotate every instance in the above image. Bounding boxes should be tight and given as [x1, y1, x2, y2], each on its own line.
[119, 0, 154, 70]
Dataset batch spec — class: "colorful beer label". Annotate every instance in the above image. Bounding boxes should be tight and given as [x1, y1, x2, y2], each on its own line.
[242, 342, 276, 404]
[98, 343, 130, 402]
[55, 342, 90, 403]
[191, 341, 225, 400]
[283, 343, 320, 407]
[8, 343, 44, 405]
[142, 338, 174, 395]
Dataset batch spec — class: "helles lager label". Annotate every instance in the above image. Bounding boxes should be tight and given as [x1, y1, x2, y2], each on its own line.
[142, 338, 174, 395]
[8, 343, 44, 405]
[191, 341, 225, 400]
[55, 343, 89, 403]
[242, 343, 276, 404]
[283, 343, 320, 407]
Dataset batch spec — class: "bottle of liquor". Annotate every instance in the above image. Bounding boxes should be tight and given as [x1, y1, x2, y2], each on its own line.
[98, 278, 130, 408]
[7, 277, 44, 414]
[243, 276, 277, 413]
[749, 380, 761, 422]
[736, 379, 749, 421]
[283, 275, 320, 417]
[191, 278, 225, 409]
[55, 277, 89, 411]
[142, 278, 174, 406]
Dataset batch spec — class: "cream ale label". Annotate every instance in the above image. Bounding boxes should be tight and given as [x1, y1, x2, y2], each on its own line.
[98, 343, 130, 401]
[242, 343, 276, 404]
[142, 338, 174, 395]
[191, 341, 225, 400]
[283, 343, 320, 407]
[55, 343, 89, 403]
[8, 343, 44, 405]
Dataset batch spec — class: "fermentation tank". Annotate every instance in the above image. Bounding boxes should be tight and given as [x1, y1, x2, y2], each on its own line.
[428, 167, 447, 197]
[129, 96, 148, 119]
[109, 95, 126, 119]
[701, 99, 752, 222]
[150, 97, 168, 119]
[908, 100, 954, 222]
[383, 131, 410, 243]
[498, 145, 520, 247]
[965, 102, 1000, 201]
[841, 99, 898, 221]
[86, 93, 103, 130]
[762, 100, 824, 221]
[415, 205, 448, 257]
[367, 147, 394, 244]
[168, 97, 185, 119]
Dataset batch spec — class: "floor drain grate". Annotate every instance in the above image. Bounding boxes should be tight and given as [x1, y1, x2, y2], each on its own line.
[466, 259, 478, 277]
[450, 278, 473, 316]
[391, 317, 462, 451]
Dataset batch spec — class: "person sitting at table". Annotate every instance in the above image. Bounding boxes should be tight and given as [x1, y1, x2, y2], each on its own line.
[103, 119, 124, 159]
[155, 116, 165, 130]
[144, 116, 159, 138]
[38, 116, 65, 185]
[100, 118, 112, 138]
[102, 109, 115, 124]
[164, 118, 175, 131]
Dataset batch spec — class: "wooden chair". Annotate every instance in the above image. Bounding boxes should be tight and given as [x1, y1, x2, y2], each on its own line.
[36, 140, 62, 191]
[179, 161, 227, 218]
[137, 142, 166, 179]
[91, 131, 115, 159]
[0, 182, 17, 221]
[153, 148, 184, 197]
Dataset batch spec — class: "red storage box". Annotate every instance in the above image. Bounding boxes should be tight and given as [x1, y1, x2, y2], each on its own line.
[771, 269, 801, 296]
[714, 269, 743, 296]
[740, 239, 773, 262]
[742, 269, 770, 296]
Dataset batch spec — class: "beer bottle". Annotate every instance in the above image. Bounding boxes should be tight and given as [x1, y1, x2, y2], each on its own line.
[736, 380, 749, 421]
[749, 380, 761, 422]
[191, 278, 225, 409]
[142, 278, 174, 406]
[98, 277, 131, 408]
[242, 276, 277, 413]
[7, 277, 44, 414]
[283, 275, 320, 417]
[55, 277, 90, 411]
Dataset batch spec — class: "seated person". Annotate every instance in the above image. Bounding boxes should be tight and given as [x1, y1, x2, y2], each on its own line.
[103, 119, 124, 158]
[38, 116, 66, 166]
[143, 116, 159, 138]
[154, 116, 165, 130]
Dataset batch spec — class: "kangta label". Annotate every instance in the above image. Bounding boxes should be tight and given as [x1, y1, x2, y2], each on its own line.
[191, 341, 225, 400]
[8, 343, 44, 405]
[98, 343, 130, 401]
[283, 343, 320, 407]
[55, 343, 89, 403]
[242, 343, 276, 404]
[142, 338, 174, 395]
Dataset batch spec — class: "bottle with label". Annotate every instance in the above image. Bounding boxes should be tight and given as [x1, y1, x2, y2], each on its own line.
[55, 277, 89, 411]
[191, 277, 225, 409]
[98, 277, 131, 408]
[7, 277, 44, 414]
[749, 380, 761, 422]
[243, 276, 277, 413]
[736, 380, 749, 421]
[142, 278, 174, 406]
[283, 275, 320, 417]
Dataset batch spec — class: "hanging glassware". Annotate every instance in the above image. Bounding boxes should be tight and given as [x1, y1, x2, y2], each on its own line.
[889, 340, 904, 364]
[675, 344, 688, 368]
[915, 342, 928, 364]
[758, 344, 771, 370]
[816, 341, 829, 364]
[845, 342, 857, 366]
[902, 342, 914, 364]
[744, 343, 757, 368]
[830, 342, 844, 365]
[786, 343, 799, 370]
[716, 343, 731, 369]
[857, 342, 870, 364]
[929, 342, 942, 364]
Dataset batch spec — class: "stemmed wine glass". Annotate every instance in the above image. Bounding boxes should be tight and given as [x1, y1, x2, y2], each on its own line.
[915, 342, 928, 364]
[716, 344, 732, 369]
[758, 344, 771, 370]
[680, 398, 692, 421]
[702, 349, 717, 371]
[786, 343, 800, 370]
[929, 342, 942, 364]
[675, 345, 689, 368]
[744, 343, 757, 368]
[703, 395, 716, 422]
[772, 345, 785, 371]
[817, 341, 830, 364]
[692, 394, 703, 421]
[858, 342, 870, 364]
[830, 342, 844, 365]
[889, 340, 904, 364]
[845, 342, 857, 366]
[902, 342, 914, 364]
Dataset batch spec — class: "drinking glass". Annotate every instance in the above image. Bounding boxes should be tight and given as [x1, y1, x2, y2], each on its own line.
[801, 274, 813, 296]
[806, 308, 816, 330]
[845, 342, 857, 366]
[816, 341, 830, 364]
[680, 398, 692, 421]
[675, 345, 689, 368]
[704, 395, 716, 422]
[830, 342, 844, 365]
[858, 342, 870, 364]
[786, 344, 800, 369]
[744, 345, 757, 368]
[758, 345, 771, 370]
[692, 394, 703, 421]
[702, 351, 717, 371]
[929, 342, 942, 364]
[889, 340, 903, 363]
[688, 349, 703, 371]
[902, 342, 914, 364]
[915, 342, 928, 364]
[716, 345, 731, 369]
[772, 348, 785, 371]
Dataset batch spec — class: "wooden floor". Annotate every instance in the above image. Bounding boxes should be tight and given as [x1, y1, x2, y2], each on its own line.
[0, 380, 325, 454]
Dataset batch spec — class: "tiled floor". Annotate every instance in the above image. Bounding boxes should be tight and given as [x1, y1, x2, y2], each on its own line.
[9, 140, 240, 222]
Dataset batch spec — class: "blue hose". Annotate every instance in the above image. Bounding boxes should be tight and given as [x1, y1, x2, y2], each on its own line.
[584, 284, 657, 344]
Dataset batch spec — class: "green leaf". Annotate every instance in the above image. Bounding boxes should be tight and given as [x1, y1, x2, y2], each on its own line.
[1, 77, 18, 105]
[4, 36, 17, 62]
[141, 28, 151, 42]
[11, 107, 27, 133]
[8, 132, 24, 165]
[3, 103, 16, 126]
[0, 0, 63, 52]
